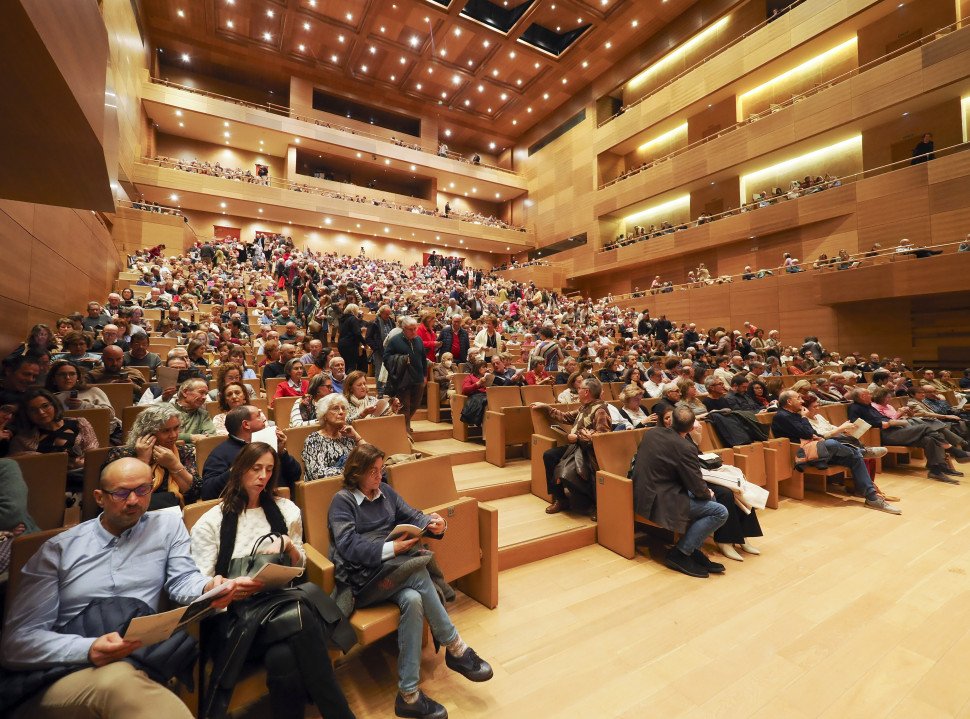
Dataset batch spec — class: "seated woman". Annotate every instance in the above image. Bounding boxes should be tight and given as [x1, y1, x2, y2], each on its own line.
[557, 371, 585, 404]
[187, 338, 210, 373]
[272, 358, 308, 409]
[747, 379, 772, 410]
[328, 444, 492, 718]
[54, 331, 101, 370]
[190, 442, 355, 719]
[344, 370, 400, 422]
[207, 363, 257, 402]
[524, 356, 554, 386]
[598, 356, 622, 384]
[212, 381, 251, 435]
[46, 359, 121, 443]
[9, 388, 99, 490]
[105, 403, 202, 508]
[5, 323, 57, 363]
[432, 352, 456, 403]
[302, 394, 364, 479]
[617, 384, 655, 428]
[460, 359, 490, 427]
[290, 373, 334, 428]
[621, 366, 646, 393]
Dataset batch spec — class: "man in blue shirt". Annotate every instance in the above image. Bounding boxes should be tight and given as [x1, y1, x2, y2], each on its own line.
[1, 458, 254, 718]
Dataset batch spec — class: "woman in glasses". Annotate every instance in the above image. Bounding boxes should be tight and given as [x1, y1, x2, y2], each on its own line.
[104, 403, 201, 508]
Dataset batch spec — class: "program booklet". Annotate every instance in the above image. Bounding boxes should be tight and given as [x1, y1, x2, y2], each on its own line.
[385, 524, 428, 542]
[845, 418, 871, 439]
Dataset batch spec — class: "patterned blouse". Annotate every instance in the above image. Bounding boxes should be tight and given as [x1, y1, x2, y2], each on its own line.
[302, 431, 358, 479]
[105, 443, 202, 505]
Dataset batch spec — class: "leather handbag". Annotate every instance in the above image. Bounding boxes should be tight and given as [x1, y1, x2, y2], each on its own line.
[227, 532, 291, 579]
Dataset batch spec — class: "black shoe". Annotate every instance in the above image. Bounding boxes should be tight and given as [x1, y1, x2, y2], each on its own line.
[395, 692, 448, 719]
[691, 549, 726, 574]
[445, 647, 493, 682]
[943, 466, 965, 477]
[665, 548, 708, 578]
[949, 449, 970, 463]
[928, 467, 960, 484]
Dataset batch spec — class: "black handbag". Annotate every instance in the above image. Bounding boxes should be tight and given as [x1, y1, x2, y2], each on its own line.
[227, 532, 292, 579]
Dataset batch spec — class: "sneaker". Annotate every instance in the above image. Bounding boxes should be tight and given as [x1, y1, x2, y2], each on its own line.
[865, 496, 902, 514]
[445, 647, 493, 682]
[861, 446, 888, 458]
[665, 548, 709, 578]
[692, 549, 726, 573]
[395, 692, 448, 719]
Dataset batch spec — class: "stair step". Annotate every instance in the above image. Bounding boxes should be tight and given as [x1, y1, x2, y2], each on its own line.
[412, 409, 428, 421]
[455, 459, 532, 503]
[489, 494, 597, 571]
[412, 438, 486, 466]
[410, 420, 453, 441]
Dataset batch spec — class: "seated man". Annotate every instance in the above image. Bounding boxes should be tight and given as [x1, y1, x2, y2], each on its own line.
[847, 387, 963, 483]
[163, 377, 216, 443]
[0, 355, 41, 409]
[86, 345, 147, 397]
[530, 376, 612, 518]
[643, 367, 666, 399]
[201, 405, 301, 500]
[724, 375, 764, 413]
[702, 376, 731, 411]
[90, 324, 130, 354]
[0, 458, 250, 718]
[772, 390, 900, 513]
[907, 385, 970, 444]
[489, 355, 525, 386]
[124, 334, 162, 374]
[631, 406, 728, 578]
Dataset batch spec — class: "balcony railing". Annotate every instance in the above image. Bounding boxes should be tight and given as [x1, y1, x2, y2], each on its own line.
[148, 77, 521, 177]
[598, 20, 962, 190]
[597, 0, 808, 129]
[116, 198, 184, 217]
[599, 139, 970, 253]
[138, 157, 531, 235]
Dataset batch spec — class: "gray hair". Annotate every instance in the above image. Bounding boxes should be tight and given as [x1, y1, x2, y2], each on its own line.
[581, 376, 603, 398]
[315, 392, 348, 418]
[704, 375, 721, 390]
[177, 377, 207, 399]
[778, 389, 798, 409]
[126, 404, 180, 446]
[401, 316, 418, 329]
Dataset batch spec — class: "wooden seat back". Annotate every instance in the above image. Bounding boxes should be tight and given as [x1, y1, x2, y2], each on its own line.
[92, 383, 137, 420]
[64, 408, 111, 448]
[81, 447, 113, 521]
[265, 377, 285, 397]
[122, 405, 149, 439]
[385, 455, 459, 509]
[354, 414, 412, 456]
[284, 424, 319, 475]
[591, 431, 638, 477]
[520, 385, 555, 405]
[195, 434, 228, 475]
[599, 384, 614, 401]
[486, 385, 523, 410]
[274, 396, 300, 430]
[293, 477, 344, 550]
[4, 528, 67, 624]
[11, 454, 69, 530]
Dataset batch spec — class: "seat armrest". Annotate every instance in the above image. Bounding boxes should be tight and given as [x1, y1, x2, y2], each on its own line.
[304, 543, 335, 593]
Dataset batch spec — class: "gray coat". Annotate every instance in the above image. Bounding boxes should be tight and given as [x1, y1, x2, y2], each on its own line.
[631, 428, 709, 533]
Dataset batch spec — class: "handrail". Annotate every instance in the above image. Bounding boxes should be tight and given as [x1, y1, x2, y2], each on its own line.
[117, 198, 183, 216]
[597, 0, 807, 129]
[138, 156, 531, 234]
[599, 138, 970, 254]
[605, 237, 970, 304]
[149, 77, 521, 177]
[598, 20, 961, 190]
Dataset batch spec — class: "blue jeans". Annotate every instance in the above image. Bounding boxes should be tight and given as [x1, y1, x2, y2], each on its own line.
[820, 439, 875, 498]
[390, 568, 459, 694]
[675, 493, 728, 555]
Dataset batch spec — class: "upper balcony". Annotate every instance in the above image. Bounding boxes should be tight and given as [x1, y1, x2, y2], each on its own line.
[141, 76, 528, 197]
[131, 160, 535, 254]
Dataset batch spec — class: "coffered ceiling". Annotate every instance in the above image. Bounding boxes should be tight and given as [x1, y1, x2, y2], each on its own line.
[141, 0, 703, 152]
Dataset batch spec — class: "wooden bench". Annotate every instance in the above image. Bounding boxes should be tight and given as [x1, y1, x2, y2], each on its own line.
[385, 455, 498, 609]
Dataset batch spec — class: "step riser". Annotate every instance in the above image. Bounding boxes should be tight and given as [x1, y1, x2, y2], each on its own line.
[412, 428, 455, 441]
[464, 479, 531, 503]
[446, 449, 486, 466]
[498, 526, 598, 571]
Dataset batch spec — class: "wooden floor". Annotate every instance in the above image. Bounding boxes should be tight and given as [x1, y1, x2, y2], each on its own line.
[289, 466, 970, 719]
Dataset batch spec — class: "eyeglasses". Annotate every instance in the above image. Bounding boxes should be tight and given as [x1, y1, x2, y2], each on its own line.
[103, 483, 153, 501]
[28, 401, 54, 413]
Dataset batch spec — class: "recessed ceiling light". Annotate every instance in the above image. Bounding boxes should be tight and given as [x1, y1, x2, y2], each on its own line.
[331, 54, 338, 62]
[455, 27, 461, 36]
[632, 20, 638, 26]
[534, 62, 540, 68]
[516, 79, 522, 85]
[492, 69, 498, 75]
[385, 159, 390, 164]
[259, 140, 264, 144]
[478, 85, 484, 92]
[424, 16, 429, 22]
[453, 75, 460, 83]
[495, 193, 500, 197]
[489, 142, 496, 149]
[512, 119, 517, 124]
[298, 43, 305, 51]
[181, 53, 190, 62]
[220, 202, 226, 208]
[346, 13, 352, 20]
[483, 40, 489, 47]
[445, 129, 451, 136]
[416, 83, 422, 89]
[468, 60, 474, 66]
[177, 9, 184, 17]
[449, 182, 454, 187]
[487, 107, 492, 112]
[543, 93, 549, 99]
[500, 93, 507, 100]
[224, 131, 230, 137]
[410, 165, 416, 170]
[178, 121, 184, 126]
[582, 60, 588, 67]
[391, 74, 396, 80]
[509, 51, 516, 58]
[370, 46, 376, 53]
[325, 218, 331, 224]
[338, 35, 344, 42]
[428, 67, 433, 73]
[380, 26, 385, 32]
[902, 111, 909, 116]
[465, 99, 470, 106]
[258, 208, 263, 213]
[170, 194, 178, 201]
[527, 107, 532, 112]
[578, 17, 582, 22]
[440, 49, 446, 56]
[294, 138, 300, 143]
[410, 36, 419, 47]
[556, 26, 561, 31]
[361, 65, 367, 71]
[263, 32, 271, 40]
[227, 19, 233, 28]
[605, 42, 612, 48]
[175, 110, 182, 116]
[224, 121, 229, 126]
[267, 9, 274, 17]
[562, 78, 567, 83]
[309, 0, 316, 5]
[357, 152, 361, 157]
[400, 56, 406, 63]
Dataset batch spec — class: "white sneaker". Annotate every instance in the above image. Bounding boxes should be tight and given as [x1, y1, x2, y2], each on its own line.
[865, 496, 901, 514]
[717, 542, 744, 561]
[861, 446, 888, 458]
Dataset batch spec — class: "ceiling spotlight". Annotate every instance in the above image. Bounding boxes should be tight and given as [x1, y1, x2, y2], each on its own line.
[380, 26, 385, 32]
[464, 99, 470, 106]
[227, 19, 234, 28]
[632, 19, 638, 26]
[391, 74, 396, 80]
[445, 129, 451, 136]
[562, 78, 567, 83]
[400, 56, 406, 63]
[516, 79, 522, 85]
[263, 32, 271, 40]
[512, 119, 517, 124]
[294, 138, 300, 143]
[170, 194, 178, 201]
[416, 83, 422, 89]
[527, 106, 532, 112]
[543, 93, 549, 99]
[303, 22, 310, 30]
[492, 69, 498, 76]
[410, 36, 419, 47]
[483, 40, 489, 47]
[177, 9, 185, 17]
[325, 218, 331, 224]
[266, 9, 273, 17]
[410, 165, 416, 170]
[453, 75, 460, 83]
[175, 110, 182, 116]
[369, 46, 376, 53]
[582, 60, 588, 67]
[440, 49, 446, 56]
[298, 43, 305, 51]
[338, 35, 344, 42]
[500, 93, 507, 100]
[220, 202, 226, 208]
[487, 107, 492, 112]
[178, 121, 184, 127]
[346, 12, 352, 20]
[428, 67, 433, 73]
[224, 131, 230, 137]
[361, 65, 367, 72]
[605, 41, 612, 48]
[509, 51, 516, 58]
[224, 121, 229, 126]
[468, 60, 474, 66]
[181, 53, 190, 62]
[478, 85, 484, 92]
[331, 54, 338, 62]
[385, 159, 390, 164]
[258, 209, 263, 213]
[489, 142, 496, 149]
